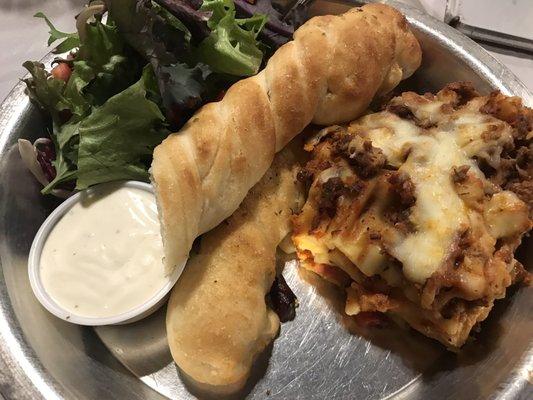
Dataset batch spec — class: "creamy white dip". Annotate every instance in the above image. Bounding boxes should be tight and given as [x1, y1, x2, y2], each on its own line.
[40, 183, 168, 318]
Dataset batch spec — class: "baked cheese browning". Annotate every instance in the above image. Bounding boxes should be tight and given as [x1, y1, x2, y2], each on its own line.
[293, 83, 532, 348]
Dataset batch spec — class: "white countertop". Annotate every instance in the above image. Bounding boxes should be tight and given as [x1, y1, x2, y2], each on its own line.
[418, 0, 533, 91]
[0, 0, 531, 102]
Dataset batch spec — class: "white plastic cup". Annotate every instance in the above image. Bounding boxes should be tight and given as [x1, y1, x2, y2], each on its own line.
[28, 180, 184, 326]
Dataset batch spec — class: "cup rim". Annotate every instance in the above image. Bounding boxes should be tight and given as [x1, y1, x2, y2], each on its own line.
[28, 180, 184, 326]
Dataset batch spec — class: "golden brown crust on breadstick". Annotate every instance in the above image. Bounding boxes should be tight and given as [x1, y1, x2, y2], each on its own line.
[166, 144, 302, 390]
[151, 4, 421, 273]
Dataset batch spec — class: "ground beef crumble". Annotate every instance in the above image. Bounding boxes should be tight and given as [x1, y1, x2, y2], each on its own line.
[444, 81, 480, 107]
[388, 172, 416, 207]
[452, 165, 471, 183]
[386, 103, 417, 120]
[333, 133, 386, 179]
[317, 177, 346, 219]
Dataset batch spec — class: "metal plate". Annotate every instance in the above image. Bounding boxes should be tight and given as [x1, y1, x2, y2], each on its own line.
[0, 1, 531, 399]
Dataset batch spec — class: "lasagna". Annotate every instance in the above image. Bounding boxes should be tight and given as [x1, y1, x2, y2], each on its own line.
[292, 83, 532, 348]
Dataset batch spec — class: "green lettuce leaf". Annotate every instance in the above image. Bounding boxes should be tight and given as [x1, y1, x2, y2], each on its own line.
[42, 143, 78, 194]
[197, 0, 267, 76]
[75, 66, 167, 189]
[157, 62, 211, 107]
[78, 15, 144, 105]
[41, 119, 80, 194]
[23, 14, 138, 121]
[22, 61, 89, 195]
[22, 61, 88, 123]
[78, 16, 125, 66]
[22, 61, 65, 114]
[26, 11, 161, 194]
[62, 61, 94, 117]
[107, 0, 192, 65]
[34, 12, 80, 53]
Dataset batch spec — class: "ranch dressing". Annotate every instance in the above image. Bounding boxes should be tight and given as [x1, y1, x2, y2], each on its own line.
[40, 183, 168, 319]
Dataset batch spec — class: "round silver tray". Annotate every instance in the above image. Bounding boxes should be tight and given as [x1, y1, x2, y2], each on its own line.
[0, 1, 531, 399]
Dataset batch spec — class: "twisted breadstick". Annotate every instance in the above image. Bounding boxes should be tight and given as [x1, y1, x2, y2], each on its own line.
[166, 143, 302, 391]
[151, 4, 421, 272]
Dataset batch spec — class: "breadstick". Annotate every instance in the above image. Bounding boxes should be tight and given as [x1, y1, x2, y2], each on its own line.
[166, 144, 302, 391]
[152, 3, 421, 274]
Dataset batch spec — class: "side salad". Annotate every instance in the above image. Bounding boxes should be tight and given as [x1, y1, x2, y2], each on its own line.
[20, 0, 307, 196]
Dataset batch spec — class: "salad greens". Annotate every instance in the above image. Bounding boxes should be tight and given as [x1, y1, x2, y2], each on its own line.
[197, 0, 267, 76]
[34, 12, 81, 53]
[23, 2, 148, 194]
[76, 66, 167, 189]
[21, 0, 307, 196]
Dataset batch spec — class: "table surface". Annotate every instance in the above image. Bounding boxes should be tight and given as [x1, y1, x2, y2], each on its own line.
[0, 0, 531, 103]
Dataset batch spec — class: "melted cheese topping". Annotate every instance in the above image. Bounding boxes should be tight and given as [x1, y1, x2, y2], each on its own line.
[484, 191, 530, 238]
[358, 112, 512, 282]
[389, 132, 469, 282]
